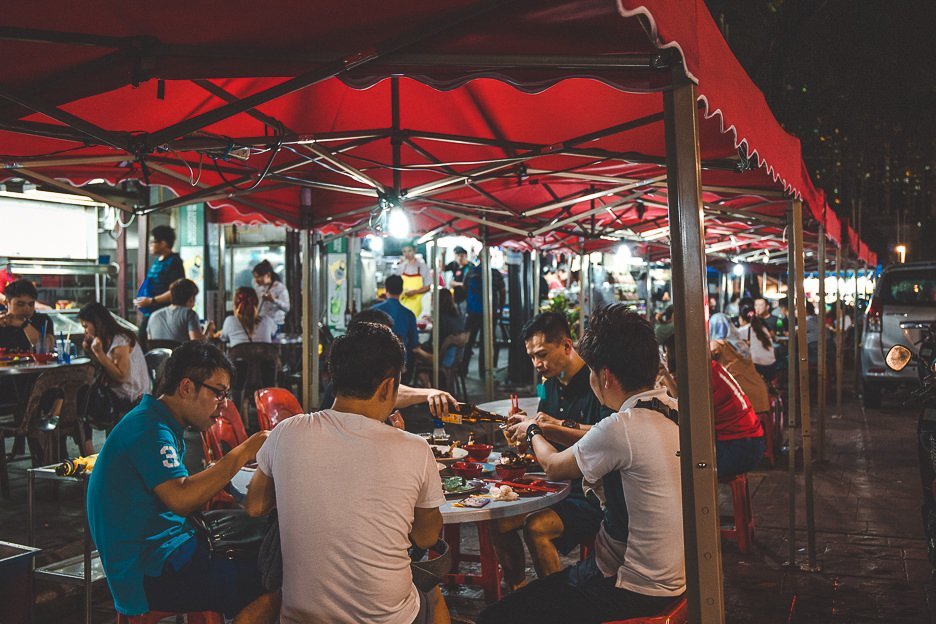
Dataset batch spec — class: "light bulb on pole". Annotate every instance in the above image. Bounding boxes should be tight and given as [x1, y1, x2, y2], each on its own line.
[895, 244, 906, 264]
[388, 207, 411, 239]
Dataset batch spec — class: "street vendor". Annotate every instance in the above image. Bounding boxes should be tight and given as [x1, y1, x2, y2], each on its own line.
[393, 242, 431, 317]
[494, 312, 612, 590]
[133, 225, 185, 349]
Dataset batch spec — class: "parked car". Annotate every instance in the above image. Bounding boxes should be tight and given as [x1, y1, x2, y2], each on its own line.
[860, 262, 936, 407]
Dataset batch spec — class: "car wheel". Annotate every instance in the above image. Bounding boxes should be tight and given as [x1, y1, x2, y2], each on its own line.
[862, 381, 882, 408]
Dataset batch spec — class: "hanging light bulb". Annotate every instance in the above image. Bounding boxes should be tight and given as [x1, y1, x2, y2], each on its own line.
[388, 207, 410, 239]
[366, 234, 384, 254]
[732, 263, 744, 277]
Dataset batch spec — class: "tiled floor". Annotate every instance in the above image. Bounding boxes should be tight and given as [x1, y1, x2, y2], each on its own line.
[2, 365, 933, 623]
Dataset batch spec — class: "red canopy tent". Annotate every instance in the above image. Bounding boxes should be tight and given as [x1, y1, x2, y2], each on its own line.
[0, 0, 874, 264]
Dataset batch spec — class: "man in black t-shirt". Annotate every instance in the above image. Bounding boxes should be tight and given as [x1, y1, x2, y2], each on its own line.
[444, 246, 471, 313]
[492, 312, 612, 590]
[0, 279, 54, 352]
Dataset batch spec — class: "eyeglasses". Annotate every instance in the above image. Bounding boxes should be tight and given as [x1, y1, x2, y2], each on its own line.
[198, 382, 231, 403]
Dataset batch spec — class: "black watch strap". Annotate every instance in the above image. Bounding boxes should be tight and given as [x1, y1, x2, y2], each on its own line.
[526, 424, 544, 448]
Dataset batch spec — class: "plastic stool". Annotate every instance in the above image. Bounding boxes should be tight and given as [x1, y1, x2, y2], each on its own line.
[757, 409, 776, 466]
[601, 595, 688, 624]
[579, 535, 596, 561]
[719, 473, 755, 554]
[116, 611, 223, 624]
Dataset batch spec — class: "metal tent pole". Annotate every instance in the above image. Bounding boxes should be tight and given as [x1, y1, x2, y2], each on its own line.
[481, 237, 495, 401]
[217, 224, 227, 322]
[663, 69, 724, 624]
[785, 207, 799, 568]
[817, 228, 827, 462]
[532, 252, 542, 388]
[300, 228, 313, 409]
[431, 241, 441, 390]
[346, 233, 357, 321]
[853, 257, 861, 391]
[835, 245, 844, 417]
[645, 248, 653, 322]
[116, 219, 127, 317]
[311, 237, 323, 410]
[579, 243, 588, 338]
[791, 200, 818, 570]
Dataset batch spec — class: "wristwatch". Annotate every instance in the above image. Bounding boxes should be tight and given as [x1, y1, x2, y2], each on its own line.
[562, 419, 580, 429]
[526, 424, 544, 448]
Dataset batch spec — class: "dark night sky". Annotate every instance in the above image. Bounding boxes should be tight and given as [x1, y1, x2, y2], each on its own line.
[704, 0, 936, 263]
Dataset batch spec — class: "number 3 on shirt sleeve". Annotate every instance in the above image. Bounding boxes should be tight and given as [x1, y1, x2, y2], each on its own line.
[160, 445, 180, 469]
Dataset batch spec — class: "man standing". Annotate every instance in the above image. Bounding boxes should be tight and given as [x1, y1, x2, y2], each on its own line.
[134, 225, 185, 349]
[461, 260, 505, 377]
[372, 275, 418, 365]
[480, 305, 684, 623]
[444, 246, 470, 315]
[394, 242, 431, 318]
[87, 342, 277, 621]
[245, 322, 449, 624]
[493, 313, 612, 590]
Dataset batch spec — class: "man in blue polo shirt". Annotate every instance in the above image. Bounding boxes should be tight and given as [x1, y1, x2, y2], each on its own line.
[87, 342, 277, 621]
[134, 225, 185, 349]
[372, 274, 418, 365]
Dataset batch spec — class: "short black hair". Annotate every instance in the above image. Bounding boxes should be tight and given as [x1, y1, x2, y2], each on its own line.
[352, 308, 394, 329]
[453, 246, 468, 255]
[521, 312, 571, 345]
[157, 341, 236, 396]
[660, 305, 674, 322]
[4, 278, 38, 300]
[151, 225, 176, 248]
[169, 278, 199, 305]
[328, 322, 403, 399]
[577, 303, 659, 391]
[385, 274, 404, 296]
[778, 296, 789, 309]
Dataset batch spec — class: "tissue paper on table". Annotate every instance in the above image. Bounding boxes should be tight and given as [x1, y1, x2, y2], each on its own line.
[489, 485, 519, 501]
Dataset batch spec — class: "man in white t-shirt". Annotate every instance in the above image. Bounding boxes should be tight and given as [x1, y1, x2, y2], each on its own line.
[245, 322, 449, 624]
[479, 304, 685, 624]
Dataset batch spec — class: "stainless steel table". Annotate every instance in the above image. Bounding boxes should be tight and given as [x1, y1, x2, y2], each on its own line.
[0, 357, 90, 377]
[27, 464, 102, 624]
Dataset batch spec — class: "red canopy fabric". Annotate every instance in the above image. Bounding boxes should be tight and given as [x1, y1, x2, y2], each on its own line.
[0, 0, 875, 264]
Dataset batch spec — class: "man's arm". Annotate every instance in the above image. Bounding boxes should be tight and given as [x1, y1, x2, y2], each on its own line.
[395, 385, 458, 418]
[153, 431, 267, 517]
[410, 506, 443, 549]
[245, 468, 276, 517]
[528, 429, 583, 481]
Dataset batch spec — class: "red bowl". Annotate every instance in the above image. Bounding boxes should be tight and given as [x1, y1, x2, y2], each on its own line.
[32, 353, 57, 364]
[452, 462, 485, 479]
[495, 464, 527, 482]
[464, 443, 493, 461]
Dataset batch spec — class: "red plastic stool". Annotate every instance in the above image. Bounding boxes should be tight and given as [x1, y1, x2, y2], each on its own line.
[116, 611, 223, 624]
[719, 473, 755, 554]
[579, 535, 596, 561]
[602, 595, 688, 624]
[443, 521, 502, 603]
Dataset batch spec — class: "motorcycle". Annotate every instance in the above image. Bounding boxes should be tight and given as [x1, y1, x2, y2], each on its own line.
[885, 321, 936, 566]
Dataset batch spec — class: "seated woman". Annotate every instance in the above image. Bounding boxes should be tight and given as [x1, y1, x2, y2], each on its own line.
[709, 313, 770, 415]
[77, 302, 152, 453]
[738, 298, 777, 382]
[219, 287, 277, 347]
[411, 288, 464, 386]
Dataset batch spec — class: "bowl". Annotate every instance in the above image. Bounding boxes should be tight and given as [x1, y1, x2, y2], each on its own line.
[452, 462, 485, 479]
[495, 464, 527, 482]
[464, 443, 493, 461]
[32, 353, 57, 364]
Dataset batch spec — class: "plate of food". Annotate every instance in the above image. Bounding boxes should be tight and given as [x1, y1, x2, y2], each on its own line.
[441, 476, 487, 497]
[431, 444, 468, 464]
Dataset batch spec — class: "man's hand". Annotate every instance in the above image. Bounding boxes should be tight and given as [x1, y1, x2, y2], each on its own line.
[426, 390, 457, 419]
[0, 313, 24, 328]
[236, 430, 269, 463]
[506, 416, 538, 445]
[506, 410, 528, 425]
[133, 296, 153, 309]
[535, 412, 561, 428]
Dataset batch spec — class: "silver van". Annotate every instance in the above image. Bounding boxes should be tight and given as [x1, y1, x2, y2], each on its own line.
[860, 262, 936, 407]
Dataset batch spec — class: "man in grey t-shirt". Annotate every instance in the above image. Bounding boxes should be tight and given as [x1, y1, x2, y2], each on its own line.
[147, 279, 212, 344]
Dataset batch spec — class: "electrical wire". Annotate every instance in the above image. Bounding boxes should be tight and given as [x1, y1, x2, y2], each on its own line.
[211, 126, 285, 192]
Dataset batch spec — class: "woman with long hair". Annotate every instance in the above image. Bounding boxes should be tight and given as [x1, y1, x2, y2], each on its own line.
[77, 302, 152, 452]
[252, 259, 290, 331]
[220, 287, 277, 347]
[738, 298, 777, 381]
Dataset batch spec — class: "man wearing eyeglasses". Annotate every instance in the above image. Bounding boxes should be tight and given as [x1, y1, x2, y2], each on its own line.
[87, 342, 279, 622]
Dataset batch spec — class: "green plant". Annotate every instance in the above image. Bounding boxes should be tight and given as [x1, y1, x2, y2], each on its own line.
[540, 292, 580, 340]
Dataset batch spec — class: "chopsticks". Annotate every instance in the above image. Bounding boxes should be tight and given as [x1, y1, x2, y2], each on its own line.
[510, 393, 519, 413]
[482, 478, 558, 493]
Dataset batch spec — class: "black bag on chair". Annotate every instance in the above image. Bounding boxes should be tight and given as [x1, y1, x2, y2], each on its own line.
[80, 375, 117, 429]
[190, 509, 272, 562]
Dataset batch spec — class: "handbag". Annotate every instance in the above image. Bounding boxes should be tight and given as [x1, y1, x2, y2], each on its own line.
[190, 509, 272, 562]
[81, 374, 117, 429]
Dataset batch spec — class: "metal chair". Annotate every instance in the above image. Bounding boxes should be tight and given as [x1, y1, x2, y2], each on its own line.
[146, 339, 182, 351]
[254, 387, 302, 431]
[228, 343, 280, 430]
[144, 348, 172, 389]
[0, 364, 95, 496]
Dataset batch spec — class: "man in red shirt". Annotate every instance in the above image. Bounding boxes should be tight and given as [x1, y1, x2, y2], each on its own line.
[710, 360, 765, 477]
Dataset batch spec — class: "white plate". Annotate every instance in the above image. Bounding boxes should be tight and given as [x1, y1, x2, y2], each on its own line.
[431, 445, 468, 464]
